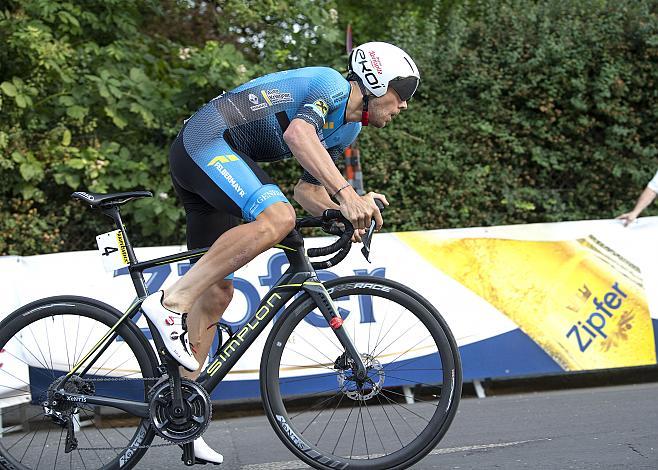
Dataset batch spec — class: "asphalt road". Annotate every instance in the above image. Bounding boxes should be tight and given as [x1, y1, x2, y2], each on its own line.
[133, 381, 658, 469]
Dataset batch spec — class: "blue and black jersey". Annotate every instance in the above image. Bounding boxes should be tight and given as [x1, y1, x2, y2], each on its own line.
[182, 67, 361, 191]
[170, 66, 360, 233]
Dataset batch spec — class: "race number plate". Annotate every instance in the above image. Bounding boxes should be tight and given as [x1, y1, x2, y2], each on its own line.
[96, 230, 130, 272]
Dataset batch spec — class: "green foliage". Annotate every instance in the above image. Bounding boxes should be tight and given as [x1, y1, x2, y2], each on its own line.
[2, 0, 657, 256]
[355, 0, 658, 231]
[0, 0, 340, 255]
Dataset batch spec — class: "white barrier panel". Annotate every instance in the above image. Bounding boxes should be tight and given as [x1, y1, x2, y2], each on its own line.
[1, 217, 657, 401]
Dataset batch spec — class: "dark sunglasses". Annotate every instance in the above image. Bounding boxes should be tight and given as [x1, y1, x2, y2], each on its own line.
[389, 76, 419, 102]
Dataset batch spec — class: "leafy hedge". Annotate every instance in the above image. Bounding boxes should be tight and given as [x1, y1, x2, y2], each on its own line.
[365, 0, 658, 230]
[1, 0, 657, 255]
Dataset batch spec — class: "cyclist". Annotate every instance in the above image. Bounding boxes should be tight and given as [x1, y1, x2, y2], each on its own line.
[141, 41, 420, 464]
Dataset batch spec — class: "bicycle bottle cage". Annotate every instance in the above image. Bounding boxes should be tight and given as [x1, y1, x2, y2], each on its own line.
[212, 321, 235, 358]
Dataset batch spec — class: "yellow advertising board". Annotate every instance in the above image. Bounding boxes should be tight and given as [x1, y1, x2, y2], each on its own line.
[398, 232, 656, 371]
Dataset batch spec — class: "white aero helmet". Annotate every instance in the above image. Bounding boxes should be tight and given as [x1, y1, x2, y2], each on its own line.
[348, 42, 420, 102]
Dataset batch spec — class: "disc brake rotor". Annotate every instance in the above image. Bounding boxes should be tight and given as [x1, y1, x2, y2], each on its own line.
[337, 354, 385, 401]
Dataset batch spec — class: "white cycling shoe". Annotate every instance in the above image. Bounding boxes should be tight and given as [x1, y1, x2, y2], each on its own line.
[191, 437, 224, 465]
[141, 291, 199, 372]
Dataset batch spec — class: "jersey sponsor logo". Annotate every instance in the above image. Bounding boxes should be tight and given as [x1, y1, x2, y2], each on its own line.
[262, 89, 293, 105]
[208, 154, 239, 165]
[250, 88, 294, 111]
[207, 155, 247, 198]
[331, 91, 345, 104]
[355, 49, 384, 91]
[248, 93, 259, 105]
[314, 99, 329, 116]
[249, 188, 284, 216]
[304, 99, 329, 119]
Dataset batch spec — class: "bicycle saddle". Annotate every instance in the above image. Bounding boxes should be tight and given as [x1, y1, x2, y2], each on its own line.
[71, 190, 153, 207]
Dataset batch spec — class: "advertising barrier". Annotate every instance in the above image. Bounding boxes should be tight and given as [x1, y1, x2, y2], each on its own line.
[1, 218, 657, 402]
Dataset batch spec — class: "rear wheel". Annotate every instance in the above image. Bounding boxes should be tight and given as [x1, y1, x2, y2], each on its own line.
[261, 276, 462, 469]
[0, 298, 158, 470]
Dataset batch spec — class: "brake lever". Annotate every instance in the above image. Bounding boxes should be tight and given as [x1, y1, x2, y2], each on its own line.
[360, 199, 386, 263]
[360, 221, 376, 263]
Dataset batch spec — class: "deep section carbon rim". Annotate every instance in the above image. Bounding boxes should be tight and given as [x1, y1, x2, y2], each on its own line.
[262, 279, 461, 469]
[0, 301, 156, 470]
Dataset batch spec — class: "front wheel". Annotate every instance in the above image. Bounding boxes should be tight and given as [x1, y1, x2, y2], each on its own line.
[261, 276, 462, 470]
[0, 297, 158, 470]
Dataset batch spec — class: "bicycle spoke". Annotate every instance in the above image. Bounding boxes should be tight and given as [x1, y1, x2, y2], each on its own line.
[54, 426, 65, 469]
[362, 397, 387, 455]
[314, 392, 346, 446]
[332, 400, 356, 455]
[379, 333, 433, 367]
[45, 318, 56, 374]
[278, 369, 340, 384]
[288, 332, 341, 367]
[374, 392, 404, 447]
[378, 390, 420, 439]
[293, 390, 344, 422]
[5, 411, 46, 451]
[370, 320, 423, 360]
[62, 315, 72, 372]
[379, 389, 431, 423]
[35, 416, 52, 469]
[11, 331, 51, 372]
[80, 407, 120, 458]
[282, 346, 339, 373]
[382, 373, 444, 394]
[73, 315, 82, 366]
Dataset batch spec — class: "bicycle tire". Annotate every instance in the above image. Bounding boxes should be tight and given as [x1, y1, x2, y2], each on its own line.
[0, 297, 158, 470]
[261, 276, 462, 470]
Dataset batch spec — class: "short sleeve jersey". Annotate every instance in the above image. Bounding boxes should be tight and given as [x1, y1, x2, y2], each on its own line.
[648, 170, 658, 193]
[184, 67, 361, 185]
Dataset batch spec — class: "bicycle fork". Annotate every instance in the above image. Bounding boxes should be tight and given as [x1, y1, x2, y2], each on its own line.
[302, 280, 369, 380]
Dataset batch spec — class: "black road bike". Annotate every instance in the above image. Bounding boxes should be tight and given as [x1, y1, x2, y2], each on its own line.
[0, 190, 462, 470]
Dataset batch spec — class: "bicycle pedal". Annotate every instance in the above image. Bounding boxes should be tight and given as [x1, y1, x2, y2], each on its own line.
[181, 441, 195, 466]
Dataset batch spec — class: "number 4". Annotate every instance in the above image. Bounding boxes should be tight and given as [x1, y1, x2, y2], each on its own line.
[102, 246, 119, 257]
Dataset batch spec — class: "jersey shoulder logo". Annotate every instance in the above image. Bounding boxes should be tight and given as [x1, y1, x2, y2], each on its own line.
[304, 99, 329, 119]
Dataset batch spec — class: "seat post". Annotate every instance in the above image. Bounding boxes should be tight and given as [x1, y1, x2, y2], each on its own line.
[101, 205, 148, 297]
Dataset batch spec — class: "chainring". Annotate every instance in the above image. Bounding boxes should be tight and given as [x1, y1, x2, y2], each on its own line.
[148, 378, 211, 444]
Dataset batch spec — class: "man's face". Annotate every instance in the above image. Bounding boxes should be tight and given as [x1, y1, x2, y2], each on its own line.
[368, 87, 408, 128]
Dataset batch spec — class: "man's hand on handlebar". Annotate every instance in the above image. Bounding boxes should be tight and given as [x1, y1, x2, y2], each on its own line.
[352, 228, 366, 243]
[335, 188, 389, 232]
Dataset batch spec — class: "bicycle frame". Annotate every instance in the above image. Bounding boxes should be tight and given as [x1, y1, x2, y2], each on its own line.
[58, 205, 367, 416]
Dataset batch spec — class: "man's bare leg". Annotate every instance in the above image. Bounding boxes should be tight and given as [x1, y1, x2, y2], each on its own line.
[181, 280, 234, 380]
[163, 202, 296, 314]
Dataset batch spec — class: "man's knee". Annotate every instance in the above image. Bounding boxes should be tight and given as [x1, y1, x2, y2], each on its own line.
[256, 202, 296, 243]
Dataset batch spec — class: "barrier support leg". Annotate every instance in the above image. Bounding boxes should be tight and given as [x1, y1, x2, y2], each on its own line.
[402, 385, 415, 404]
[473, 380, 486, 399]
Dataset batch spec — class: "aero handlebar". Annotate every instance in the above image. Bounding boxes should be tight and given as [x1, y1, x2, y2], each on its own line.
[296, 199, 385, 269]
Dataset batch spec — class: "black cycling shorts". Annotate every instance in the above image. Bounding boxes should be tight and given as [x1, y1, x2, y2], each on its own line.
[169, 130, 277, 259]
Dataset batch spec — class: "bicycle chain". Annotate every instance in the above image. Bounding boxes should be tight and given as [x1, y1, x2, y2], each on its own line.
[67, 375, 186, 451]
